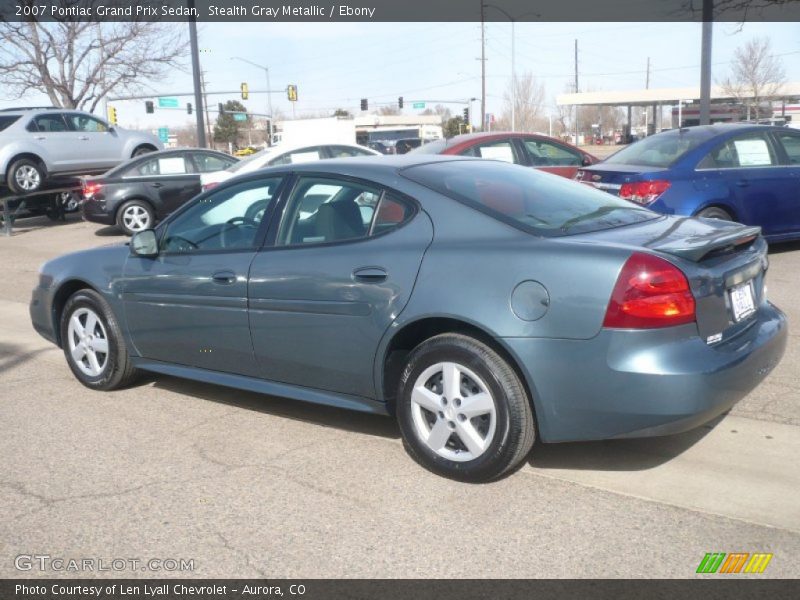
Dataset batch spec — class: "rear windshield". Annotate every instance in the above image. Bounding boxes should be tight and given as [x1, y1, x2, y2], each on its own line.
[0, 115, 20, 132]
[604, 130, 707, 167]
[402, 160, 657, 237]
[409, 139, 448, 155]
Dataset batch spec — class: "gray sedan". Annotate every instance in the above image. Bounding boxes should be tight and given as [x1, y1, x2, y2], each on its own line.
[30, 156, 787, 481]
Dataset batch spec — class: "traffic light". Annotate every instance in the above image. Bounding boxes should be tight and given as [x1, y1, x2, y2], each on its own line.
[145, 101, 154, 114]
[360, 98, 368, 111]
[463, 107, 469, 123]
[187, 103, 193, 115]
[218, 103, 225, 115]
[287, 84, 298, 102]
[398, 96, 404, 109]
[107, 106, 117, 126]
[241, 83, 249, 100]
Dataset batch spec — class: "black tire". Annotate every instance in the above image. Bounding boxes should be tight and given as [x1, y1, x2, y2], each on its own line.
[6, 157, 45, 194]
[116, 199, 155, 236]
[132, 145, 155, 158]
[696, 206, 733, 221]
[396, 333, 536, 482]
[59, 289, 138, 391]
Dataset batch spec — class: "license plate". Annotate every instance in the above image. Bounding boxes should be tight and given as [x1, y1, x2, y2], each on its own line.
[729, 281, 756, 322]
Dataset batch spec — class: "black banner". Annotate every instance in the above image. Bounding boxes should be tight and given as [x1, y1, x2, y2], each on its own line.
[2, 0, 800, 22]
[1, 579, 799, 600]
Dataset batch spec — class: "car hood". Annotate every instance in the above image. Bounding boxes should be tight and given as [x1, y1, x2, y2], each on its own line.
[42, 242, 129, 280]
[564, 214, 761, 263]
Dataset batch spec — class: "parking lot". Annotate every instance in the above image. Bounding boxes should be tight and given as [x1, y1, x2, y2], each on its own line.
[0, 214, 797, 578]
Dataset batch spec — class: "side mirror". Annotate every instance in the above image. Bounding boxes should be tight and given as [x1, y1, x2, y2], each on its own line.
[582, 155, 594, 166]
[130, 229, 158, 258]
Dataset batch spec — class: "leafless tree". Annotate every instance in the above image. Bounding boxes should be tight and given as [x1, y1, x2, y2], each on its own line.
[0, 2, 187, 112]
[497, 71, 545, 132]
[720, 36, 786, 119]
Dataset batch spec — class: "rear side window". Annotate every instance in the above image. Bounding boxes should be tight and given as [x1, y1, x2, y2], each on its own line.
[269, 147, 323, 166]
[605, 131, 707, 167]
[29, 114, 69, 133]
[698, 133, 778, 169]
[402, 160, 656, 237]
[124, 156, 192, 176]
[775, 131, 800, 165]
[0, 115, 20, 131]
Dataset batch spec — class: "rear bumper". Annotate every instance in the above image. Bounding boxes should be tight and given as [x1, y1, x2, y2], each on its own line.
[81, 198, 115, 225]
[501, 302, 788, 442]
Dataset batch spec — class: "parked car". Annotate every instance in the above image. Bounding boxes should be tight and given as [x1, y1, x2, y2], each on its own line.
[31, 155, 786, 481]
[200, 142, 379, 191]
[81, 148, 237, 235]
[411, 132, 598, 179]
[575, 124, 800, 242]
[0, 107, 162, 194]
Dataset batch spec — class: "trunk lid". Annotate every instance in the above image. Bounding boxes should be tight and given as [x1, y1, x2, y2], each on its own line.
[575, 164, 665, 195]
[566, 215, 768, 343]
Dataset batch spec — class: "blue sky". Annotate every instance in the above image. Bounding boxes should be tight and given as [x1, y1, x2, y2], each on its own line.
[4, 21, 799, 130]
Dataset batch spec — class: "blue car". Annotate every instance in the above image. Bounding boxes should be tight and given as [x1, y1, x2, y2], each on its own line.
[30, 156, 787, 481]
[576, 124, 800, 243]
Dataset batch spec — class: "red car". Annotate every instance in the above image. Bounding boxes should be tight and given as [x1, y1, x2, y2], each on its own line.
[412, 132, 598, 179]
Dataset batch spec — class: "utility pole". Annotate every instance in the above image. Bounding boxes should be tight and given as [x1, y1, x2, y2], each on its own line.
[480, 1, 486, 132]
[574, 39, 579, 145]
[200, 70, 212, 147]
[699, 0, 713, 125]
[187, 0, 206, 147]
[645, 57, 650, 135]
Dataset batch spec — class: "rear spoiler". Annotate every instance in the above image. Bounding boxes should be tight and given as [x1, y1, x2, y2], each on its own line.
[644, 222, 761, 262]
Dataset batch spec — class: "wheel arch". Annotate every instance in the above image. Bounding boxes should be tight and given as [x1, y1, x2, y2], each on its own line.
[130, 144, 158, 158]
[693, 202, 738, 221]
[51, 278, 101, 347]
[114, 196, 156, 222]
[378, 316, 540, 424]
[6, 152, 48, 178]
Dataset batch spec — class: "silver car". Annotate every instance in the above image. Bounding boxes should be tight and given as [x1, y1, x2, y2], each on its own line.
[0, 107, 163, 194]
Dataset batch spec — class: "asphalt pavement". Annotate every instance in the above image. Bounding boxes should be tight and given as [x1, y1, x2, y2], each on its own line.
[1, 214, 798, 578]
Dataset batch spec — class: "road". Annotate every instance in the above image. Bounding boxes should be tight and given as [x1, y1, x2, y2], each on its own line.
[1, 214, 798, 578]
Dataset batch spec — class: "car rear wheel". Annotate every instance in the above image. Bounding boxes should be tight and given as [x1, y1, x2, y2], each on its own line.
[132, 145, 156, 158]
[7, 158, 45, 194]
[60, 289, 138, 390]
[396, 333, 536, 482]
[696, 206, 732, 221]
[117, 200, 154, 235]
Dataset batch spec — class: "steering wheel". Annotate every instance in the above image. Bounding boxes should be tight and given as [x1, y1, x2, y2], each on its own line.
[221, 216, 258, 248]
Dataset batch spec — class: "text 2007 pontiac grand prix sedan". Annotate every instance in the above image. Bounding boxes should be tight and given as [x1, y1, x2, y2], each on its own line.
[30, 156, 787, 481]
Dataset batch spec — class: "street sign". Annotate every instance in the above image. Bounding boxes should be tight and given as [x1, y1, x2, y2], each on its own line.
[233, 113, 247, 121]
[157, 97, 179, 108]
[412, 102, 425, 109]
[157, 127, 169, 143]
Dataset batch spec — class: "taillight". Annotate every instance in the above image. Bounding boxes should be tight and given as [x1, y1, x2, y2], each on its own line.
[202, 182, 219, 192]
[603, 253, 695, 329]
[83, 182, 102, 197]
[619, 180, 671, 205]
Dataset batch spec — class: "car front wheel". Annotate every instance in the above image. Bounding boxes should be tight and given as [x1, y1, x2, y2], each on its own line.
[397, 333, 536, 482]
[7, 158, 45, 194]
[60, 289, 138, 390]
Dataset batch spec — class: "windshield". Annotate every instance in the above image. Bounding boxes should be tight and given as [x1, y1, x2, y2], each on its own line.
[409, 139, 448, 155]
[603, 130, 706, 167]
[402, 160, 657, 237]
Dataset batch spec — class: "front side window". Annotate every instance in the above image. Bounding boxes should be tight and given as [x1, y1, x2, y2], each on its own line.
[160, 178, 281, 253]
[698, 133, 778, 169]
[459, 139, 518, 164]
[65, 113, 109, 133]
[523, 139, 582, 166]
[402, 160, 656, 237]
[278, 177, 411, 246]
[775, 131, 800, 165]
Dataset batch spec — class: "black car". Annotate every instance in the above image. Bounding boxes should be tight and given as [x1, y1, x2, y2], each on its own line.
[81, 148, 238, 235]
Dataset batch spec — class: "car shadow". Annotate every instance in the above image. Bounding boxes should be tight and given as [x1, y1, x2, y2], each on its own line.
[0, 341, 51, 374]
[527, 415, 722, 472]
[94, 225, 125, 237]
[768, 240, 800, 255]
[148, 373, 401, 440]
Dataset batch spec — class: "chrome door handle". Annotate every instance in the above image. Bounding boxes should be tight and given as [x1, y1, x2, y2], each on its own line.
[151, 182, 164, 188]
[212, 271, 236, 284]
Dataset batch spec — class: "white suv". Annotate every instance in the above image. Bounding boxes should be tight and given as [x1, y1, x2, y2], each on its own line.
[0, 107, 163, 194]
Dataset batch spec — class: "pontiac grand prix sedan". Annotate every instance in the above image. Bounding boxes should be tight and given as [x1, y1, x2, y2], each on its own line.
[30, 156, 787, 481]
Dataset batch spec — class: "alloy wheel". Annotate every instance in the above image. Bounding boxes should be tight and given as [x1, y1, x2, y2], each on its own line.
[122, 205, 151, 232]
[410, 361, 497, 462]
[14, 165, 41, 191]
[67, 307, 109, 377]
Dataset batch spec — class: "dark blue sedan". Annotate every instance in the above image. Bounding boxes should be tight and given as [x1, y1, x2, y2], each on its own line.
[576, 124, 800, 242]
